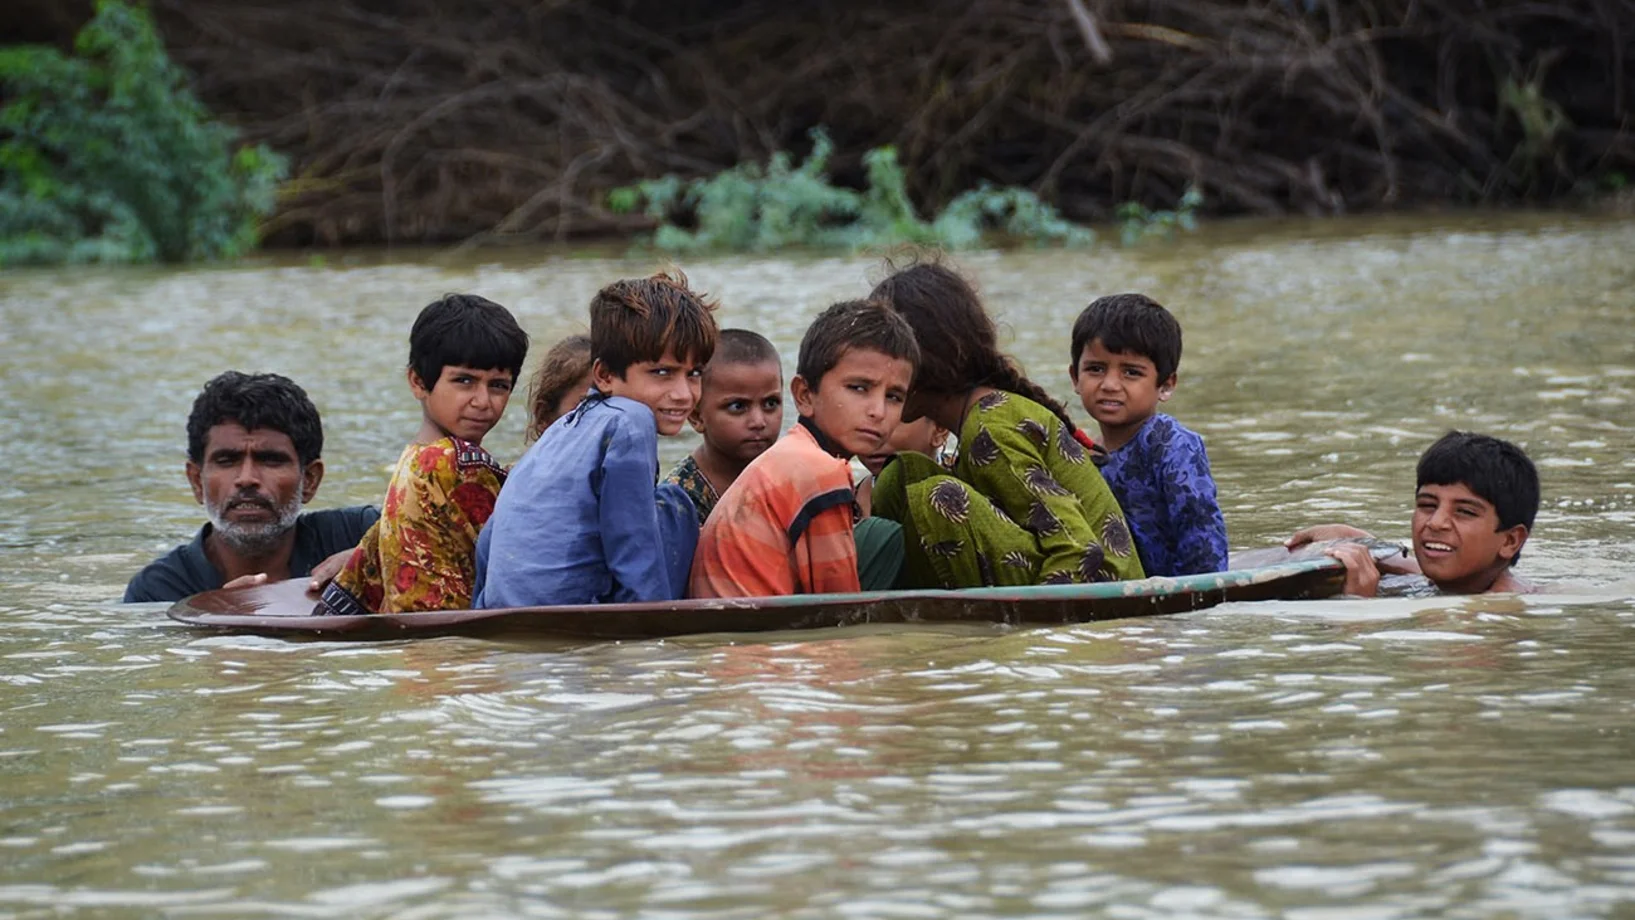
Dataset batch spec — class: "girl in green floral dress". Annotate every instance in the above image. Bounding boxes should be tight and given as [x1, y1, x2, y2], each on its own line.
[868, 262, 1145, 588]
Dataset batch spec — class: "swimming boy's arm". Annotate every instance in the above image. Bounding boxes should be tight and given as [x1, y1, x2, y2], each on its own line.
[1285, 523, 1374, 548]
[1323, 542, 1382, 597]
[1286, 524, 1421, 575]
[597, 417, 673, 603]
[1160, 427, 1229, 574]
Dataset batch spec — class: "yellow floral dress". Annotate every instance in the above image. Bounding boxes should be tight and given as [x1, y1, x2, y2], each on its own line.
[318, 437, 505, 614]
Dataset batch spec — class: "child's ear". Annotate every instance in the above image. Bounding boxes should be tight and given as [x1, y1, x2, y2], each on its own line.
[790, 374, 818, 418]
[1067, 362, 1079, 384]
[590, 358, 619, 391]
[1157, 373, 1178, 401]
[407, 367, 431, 400]
[1498, 524, 1529, 563]
[688, 410, 705, 434]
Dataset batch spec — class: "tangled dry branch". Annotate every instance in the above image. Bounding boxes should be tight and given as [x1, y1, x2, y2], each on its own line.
[146, 0, 1635, 247]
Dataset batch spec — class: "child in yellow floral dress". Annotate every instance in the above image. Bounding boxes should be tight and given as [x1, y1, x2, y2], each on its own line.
[315, 294, 529, 614]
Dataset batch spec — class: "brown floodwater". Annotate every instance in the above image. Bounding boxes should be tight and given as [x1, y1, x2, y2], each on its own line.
[1, 212, 1633, 916]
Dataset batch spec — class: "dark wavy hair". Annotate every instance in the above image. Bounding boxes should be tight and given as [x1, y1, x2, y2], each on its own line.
[186, 371, 324, 466]
[869, 258, 1075, 431]
[408, 293, 529, 390]
[1417, 431, 1540, 565]
[1069, 293, 1183, 380]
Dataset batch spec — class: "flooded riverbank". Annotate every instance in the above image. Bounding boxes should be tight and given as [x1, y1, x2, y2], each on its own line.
[1, 212, 1632, 916]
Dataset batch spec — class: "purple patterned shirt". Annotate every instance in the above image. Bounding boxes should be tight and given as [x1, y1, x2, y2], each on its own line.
[1099, 414, 1228, 576]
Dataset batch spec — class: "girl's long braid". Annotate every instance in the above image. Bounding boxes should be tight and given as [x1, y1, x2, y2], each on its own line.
[977, 353, 1080, 435]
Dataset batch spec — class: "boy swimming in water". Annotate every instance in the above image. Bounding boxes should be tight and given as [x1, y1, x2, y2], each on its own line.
[1286, 431, 1540, 596]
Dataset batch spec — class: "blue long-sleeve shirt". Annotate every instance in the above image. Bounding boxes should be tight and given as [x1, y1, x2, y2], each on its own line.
[1098, 413, 1229, 576]
[475, 393, 696, 608]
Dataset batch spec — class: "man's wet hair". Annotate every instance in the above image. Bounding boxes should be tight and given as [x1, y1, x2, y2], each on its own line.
[590, 271, 719, 377]
[1417, 431, 1540, 563]
[709, 328, 781, 376]
[408, 294, 530, 390]
[1070, 293, 1184, 381]
[796, 299, 919, 386]
[186, 371, 324, 467]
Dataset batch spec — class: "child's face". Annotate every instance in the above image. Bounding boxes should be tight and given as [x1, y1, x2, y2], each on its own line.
[1411, 482, 1528, 591]
[593, 350, 703, 436]
[412, 365, 515, 444]
[791, 347, 914, 458]
[861, 417, 947, 477]
[694, 360, 783, 463]
[1072, 339, 1173, 435]
[553, 371, 594, 424]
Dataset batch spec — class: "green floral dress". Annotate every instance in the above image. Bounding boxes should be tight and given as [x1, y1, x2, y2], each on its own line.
[871, 391, 1145, 588]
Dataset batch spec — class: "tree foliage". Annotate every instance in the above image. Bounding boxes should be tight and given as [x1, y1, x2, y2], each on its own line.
[0, 0, 286, 266]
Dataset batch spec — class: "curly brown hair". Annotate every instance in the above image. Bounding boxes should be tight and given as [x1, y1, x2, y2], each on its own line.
[525, 334, 593, 441]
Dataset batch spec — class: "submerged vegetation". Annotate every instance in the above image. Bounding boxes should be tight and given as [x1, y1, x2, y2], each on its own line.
[0, 0, 285, 266]
[1117, 187, 1204, 247]
[608, 129, 1097, 252]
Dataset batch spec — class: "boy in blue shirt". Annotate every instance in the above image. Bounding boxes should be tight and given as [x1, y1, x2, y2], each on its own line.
[1069, 293, 1228, 576]
[475, 272, 718, 608]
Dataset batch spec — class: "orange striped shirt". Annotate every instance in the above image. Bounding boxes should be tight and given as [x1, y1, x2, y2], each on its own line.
[689, 423, 860, 598]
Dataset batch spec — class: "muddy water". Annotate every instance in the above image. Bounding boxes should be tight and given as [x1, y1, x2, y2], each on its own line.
[1, 212, 1632, 916]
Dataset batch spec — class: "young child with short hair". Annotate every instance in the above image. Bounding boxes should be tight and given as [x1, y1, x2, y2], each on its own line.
[1286, 431, 1540, 596]
[476, 271, 718, 608]
[665, 328, 784, 525]
[854, 417, 950, 516]
[315, 294, 528, 615]
[525, 333, 592, 441]
[690, 300, 919, 598]
[1069, 293, 1228, 576]
[866, 261, 1145, 589]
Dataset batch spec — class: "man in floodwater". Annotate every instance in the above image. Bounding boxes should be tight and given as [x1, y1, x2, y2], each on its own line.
[123, 372, 378, 603]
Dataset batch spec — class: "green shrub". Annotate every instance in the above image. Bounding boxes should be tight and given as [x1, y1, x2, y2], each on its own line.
[0, 0, 286, 266]
[610, 128, 1095, 252]
[1116, 185, 1203, 246]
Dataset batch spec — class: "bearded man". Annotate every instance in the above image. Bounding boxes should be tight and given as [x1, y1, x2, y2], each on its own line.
[123, 372, 379, 603]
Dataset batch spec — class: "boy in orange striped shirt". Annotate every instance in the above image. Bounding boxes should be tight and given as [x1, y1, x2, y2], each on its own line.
[689, 300, 919, 598]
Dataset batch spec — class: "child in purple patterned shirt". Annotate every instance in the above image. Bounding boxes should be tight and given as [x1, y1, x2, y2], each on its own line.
[1069, 293, 1228, 576]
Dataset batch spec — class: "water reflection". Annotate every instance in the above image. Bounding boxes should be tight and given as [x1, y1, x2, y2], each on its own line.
[2, 214, 1634, 915]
